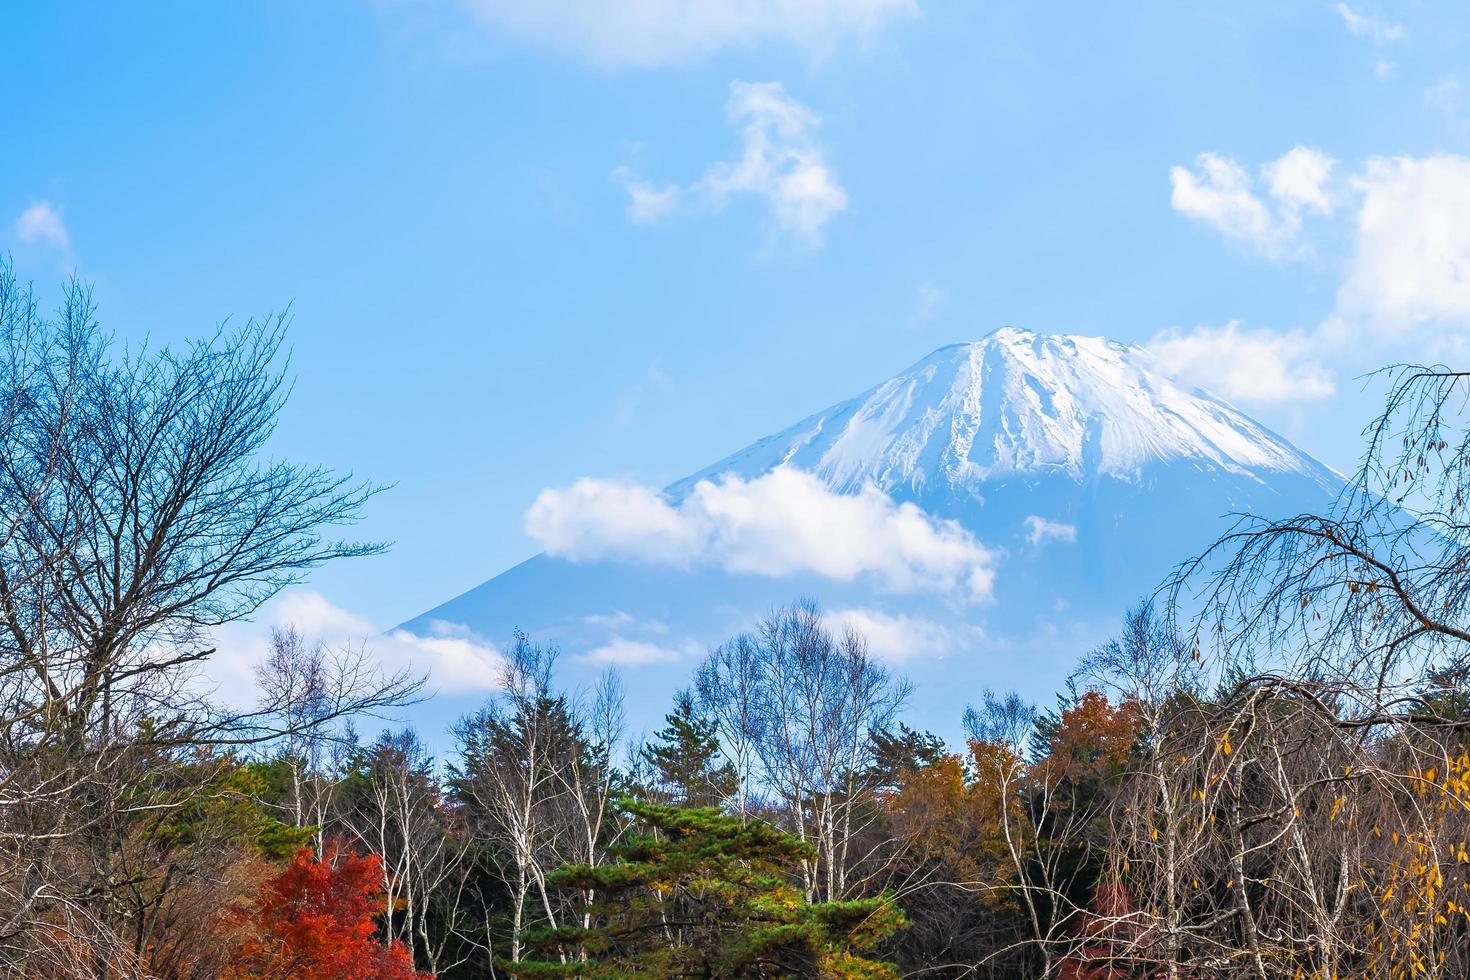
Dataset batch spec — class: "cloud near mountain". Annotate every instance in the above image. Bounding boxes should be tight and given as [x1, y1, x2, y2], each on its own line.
[209, 591, 505, 705]
[525, 466, 998, 602]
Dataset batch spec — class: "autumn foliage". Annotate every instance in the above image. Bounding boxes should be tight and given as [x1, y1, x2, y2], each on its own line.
[230, 846, 429, 980]
[1032, 690, 1141, 786]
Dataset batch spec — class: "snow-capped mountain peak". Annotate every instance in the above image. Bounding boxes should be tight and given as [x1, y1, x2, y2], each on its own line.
[670, 327, 1335, 500]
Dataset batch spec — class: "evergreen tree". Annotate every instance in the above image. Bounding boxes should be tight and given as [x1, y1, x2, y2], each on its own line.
[639, 690, 739, 807]
[867, 723, 947, 790]
[506, 799, 905, 979]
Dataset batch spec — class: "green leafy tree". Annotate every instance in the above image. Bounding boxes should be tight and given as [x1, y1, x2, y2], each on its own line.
[507, 799, 905, 979]
[639, 690, 738, 807]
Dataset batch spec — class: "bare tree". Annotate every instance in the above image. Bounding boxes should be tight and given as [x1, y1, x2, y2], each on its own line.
[1078, 605, 1211, 980]
[449, 634, 627, 966]
[0, 266, 422, 972]
[450, 636, 562, 965]
[961, 689, 1067, 977]
[694, 632, 762, 819]
[696, 600, 909, 903]
[558, 669, 625, 939]
[1066, 364, 1470, 977]
[254, 627, 333, 847]
[335, 728, 475, 975]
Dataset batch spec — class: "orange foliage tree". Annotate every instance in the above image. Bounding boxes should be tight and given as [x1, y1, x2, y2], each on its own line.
[1032, 690, 1141, 787]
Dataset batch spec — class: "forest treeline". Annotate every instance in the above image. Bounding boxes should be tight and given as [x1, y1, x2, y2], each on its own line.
[1, 265, 1468, 978]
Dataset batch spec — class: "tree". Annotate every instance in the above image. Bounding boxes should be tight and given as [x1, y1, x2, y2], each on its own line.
[254, 626, 336, 855]
[1123, 364, 1470, 978]
[694, 633, 762, 819]
[695, 600, 910, 904]
[334, 728, 475, 975]
[507, 799, 906, 979]
[448, 633, 626, 965]
[230, 846, 428, 980]
[0, 264, 422, 969]
[639, 689, 738, 807]
[956, 674, 1156, 978]
[873, 739, 1032, 977]
[866, 724, 947, 791]
[94, 756, 309, 979]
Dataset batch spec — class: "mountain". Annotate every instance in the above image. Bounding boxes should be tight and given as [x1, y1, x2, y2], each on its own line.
[401, 328, 1344, 734]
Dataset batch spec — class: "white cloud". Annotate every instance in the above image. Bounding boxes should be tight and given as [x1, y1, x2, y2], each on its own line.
[1170, 148, 1335, 259]
[13, 201, 69, 250]
[209, 591, 504, 704]
[1170, 155, 1276, 248]
[1426, 77, 1464, 123]
[615, 81, 848, 245]
[1336, 3, 1403, 44]
[613, 168, 682, 223]
[906, 280, 942, 328]
[580, 611, 686, 666]
[1148, 322, 1336, 406]
[1337, 155, 1470, 334]
[582, 636, 692, 666]
[1165, 146, 1470, 374]
[1022, 515, 1077, 547]
[613, 360, 671, 427]
[525, 466, 997, 601]
[708, 81, 849, 242]
[825, 607, 965, 664]
[385, 621, 506, 692]
[526, 478, 705, 566]
[453, 0, 916, 68]
[1425, 77, 1470, 138]
[1263, 146, 1335, 215]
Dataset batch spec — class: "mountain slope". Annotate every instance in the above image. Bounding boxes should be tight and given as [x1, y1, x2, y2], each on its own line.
[402, 328, 1344, 733]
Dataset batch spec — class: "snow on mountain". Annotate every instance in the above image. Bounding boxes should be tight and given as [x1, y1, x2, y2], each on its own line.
[670, 327, 1337, 499]
[400, 328, 1345, 738]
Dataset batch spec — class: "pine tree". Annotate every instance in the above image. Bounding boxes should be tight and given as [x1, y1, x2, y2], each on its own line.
[639, 689, 739, 808]
[867, 723, 947, 790]
[505, 799, 905, 979]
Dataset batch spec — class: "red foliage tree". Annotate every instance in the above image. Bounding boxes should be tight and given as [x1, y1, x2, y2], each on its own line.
[231, 846, 428, 980]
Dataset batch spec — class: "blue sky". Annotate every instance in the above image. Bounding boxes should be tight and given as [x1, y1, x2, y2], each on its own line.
[7, 1, 1470, 678]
